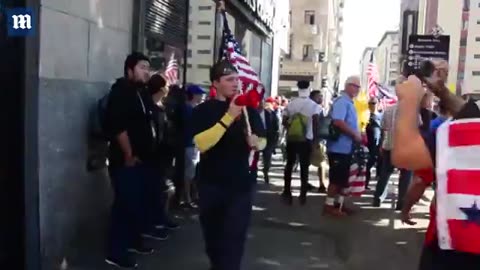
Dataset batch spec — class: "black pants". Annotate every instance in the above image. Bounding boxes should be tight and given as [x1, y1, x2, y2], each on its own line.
[262, 145, 275, 178]
[419, 242, 480, 270]
[199, 184, 253, 270]
[284, 141, 312, 195]
[107, 165, 146, 260]
[366, 144, 380, 187]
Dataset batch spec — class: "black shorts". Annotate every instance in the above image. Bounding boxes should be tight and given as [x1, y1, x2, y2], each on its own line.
[419, 242, 480, 270]
[327, 152, 352, 188]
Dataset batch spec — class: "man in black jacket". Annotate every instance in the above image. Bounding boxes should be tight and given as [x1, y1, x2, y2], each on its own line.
[104, 52, 154, 269]
[257, 100, 280, 183]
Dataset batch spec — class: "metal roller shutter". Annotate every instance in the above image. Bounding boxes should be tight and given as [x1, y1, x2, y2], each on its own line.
[145, 0, 187, 48]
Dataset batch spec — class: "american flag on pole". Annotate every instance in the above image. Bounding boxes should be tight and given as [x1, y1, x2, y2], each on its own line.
[366, 52, 397, 110]
[366, 52, 379, 99]
[164, 53, 178, 85]
[436, 101, 480, 254]
[219, 11, 264, 105]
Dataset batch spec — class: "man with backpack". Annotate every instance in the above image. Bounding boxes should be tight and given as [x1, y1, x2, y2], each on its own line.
[324, 76, 362, 217]
[282, 80, 321, 205]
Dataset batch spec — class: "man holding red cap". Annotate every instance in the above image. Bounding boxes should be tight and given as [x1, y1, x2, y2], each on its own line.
[191, 59, 266, 270]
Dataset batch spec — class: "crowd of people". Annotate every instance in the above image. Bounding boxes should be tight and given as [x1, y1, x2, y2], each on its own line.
[96, 51, 479, 270]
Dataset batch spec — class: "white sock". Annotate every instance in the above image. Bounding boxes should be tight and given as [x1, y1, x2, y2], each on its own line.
[325, 197, 335, 206]
[336, 196, 345, 205]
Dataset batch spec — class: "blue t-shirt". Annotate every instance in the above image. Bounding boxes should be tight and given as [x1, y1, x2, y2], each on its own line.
[327, 94, 359, 154]
[184, 104, 195, 147]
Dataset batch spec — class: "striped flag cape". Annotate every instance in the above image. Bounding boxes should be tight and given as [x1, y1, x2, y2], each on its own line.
[219, 11, 264, 107]
[164, 53, 178, 85]
[375, 82, 397, 109]
[436, 100, 480, 254]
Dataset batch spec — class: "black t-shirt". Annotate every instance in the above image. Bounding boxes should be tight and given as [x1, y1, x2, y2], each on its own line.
[191, 100, 266, 191]
[105, 78, 156, 168]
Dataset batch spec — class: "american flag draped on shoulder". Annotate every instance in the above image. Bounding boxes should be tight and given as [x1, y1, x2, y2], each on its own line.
[219, 11, 264, 107]
[436, 100, 480, 254]
[366, 52, 397, 110]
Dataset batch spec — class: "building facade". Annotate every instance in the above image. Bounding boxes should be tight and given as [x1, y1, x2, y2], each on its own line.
[278, 0, 342, 96]
[375, 31, 400, 86]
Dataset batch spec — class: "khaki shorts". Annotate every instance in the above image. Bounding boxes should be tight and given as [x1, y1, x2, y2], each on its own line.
[185, 147, 200, 181]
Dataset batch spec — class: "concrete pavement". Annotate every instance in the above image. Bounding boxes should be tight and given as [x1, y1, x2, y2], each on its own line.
[74, 153, 433, 270]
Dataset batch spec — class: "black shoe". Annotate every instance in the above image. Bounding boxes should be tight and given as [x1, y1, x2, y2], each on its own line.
[264, 174, 270, 184]
[395, 204, 403, 211]
[165, 219, 180, 230]
[105, 256, 138, 269]
[299, 195, 307, 206]
[281, 192, 293, 205]
[317, 185, 327, 194]
[142, 228, 169, 241]
[307, 183, 316, 191]
[372, 198, 381, 207]
[127, 246, 155, 255]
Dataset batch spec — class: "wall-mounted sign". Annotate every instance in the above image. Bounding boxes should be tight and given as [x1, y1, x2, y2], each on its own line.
[405, 34, 450, 74]
[240, 0, 275, 30]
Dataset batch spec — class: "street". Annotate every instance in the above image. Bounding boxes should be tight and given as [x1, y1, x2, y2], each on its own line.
[99, 154, 433, 270]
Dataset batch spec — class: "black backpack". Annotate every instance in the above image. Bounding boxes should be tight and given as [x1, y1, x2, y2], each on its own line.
[86, 92, 110, 171]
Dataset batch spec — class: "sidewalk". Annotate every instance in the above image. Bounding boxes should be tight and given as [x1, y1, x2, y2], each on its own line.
[80, 153, 433, 270]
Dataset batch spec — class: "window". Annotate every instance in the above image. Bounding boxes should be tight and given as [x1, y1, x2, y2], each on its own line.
[198, 21, 211, 25]
[197, 49, 211, 54]
[476, 37, 480, 42]
[463, 0, 470, 11]
[285, 34, 293, 59]
[475, 54, 480, 59]
[473, 71, 480, 76]
[302, 44, 314, 61]
[197, 35, 211, 40]
[197, 64, 211, 69]
[289, 10, 292, 28]
[304, 10, 315, 25]
[460, 38, 467, 46]
[186, 64, 192, 68]
[188, 35, 192, 43]
[477, 19, 480, 25]
[199, 6, 212, 10]
[187, 49, 192, 57]
[460, 54, 466, 61]
[463, 20, 469, 30]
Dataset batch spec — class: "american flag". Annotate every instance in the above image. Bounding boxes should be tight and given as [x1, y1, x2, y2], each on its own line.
[164, 53, 178, 85]
[366, 52, 379, 99]
[436, 101, 480, 254]
[219, 11, 264, 104]
[366, 52, 397, 110]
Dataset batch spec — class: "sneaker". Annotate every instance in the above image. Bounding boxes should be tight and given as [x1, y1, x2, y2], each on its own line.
[165, 219, 180, 230]
[299, 194, 307, 206]
[335, 203, 356, 216]
[323, 205, 347, 217]
[142, 228, 169, 241]
[105, 256, 138, 269]
[372, 198, 381, 207]
[281, 192, 293, 205]
[127, 246, 155, 255]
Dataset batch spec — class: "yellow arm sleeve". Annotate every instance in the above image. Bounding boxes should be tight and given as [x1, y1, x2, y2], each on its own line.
[194, 113, 234, 153]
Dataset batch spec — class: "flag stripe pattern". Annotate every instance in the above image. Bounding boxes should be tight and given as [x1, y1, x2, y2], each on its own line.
[366, 53, 379, 99]
[436, 117, 480, 254]
[221, 12, 264, 98]
[165, 54, 178, 85]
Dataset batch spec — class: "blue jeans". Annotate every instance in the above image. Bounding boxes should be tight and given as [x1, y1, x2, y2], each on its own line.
[143, 165, 168, 230]
[198, 184, 253, 270]
[107, 165, 147, 260]
[374, 150, 412, 207]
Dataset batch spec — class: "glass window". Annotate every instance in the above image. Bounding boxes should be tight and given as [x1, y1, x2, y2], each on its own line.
[476, 37, 480, 42]
[472, 71, 480, 76]
[199, 6, 212, 10]
[303, 44, 314, 61]
[197, 50, 211, 54]
[197, 35, 211, 40]
[197, 64, 211, 69]
[460, 38, 467, 46]
[198, 21, 211, 25]
[475, 54, 480, 59]
[305, 10, 315, 25]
